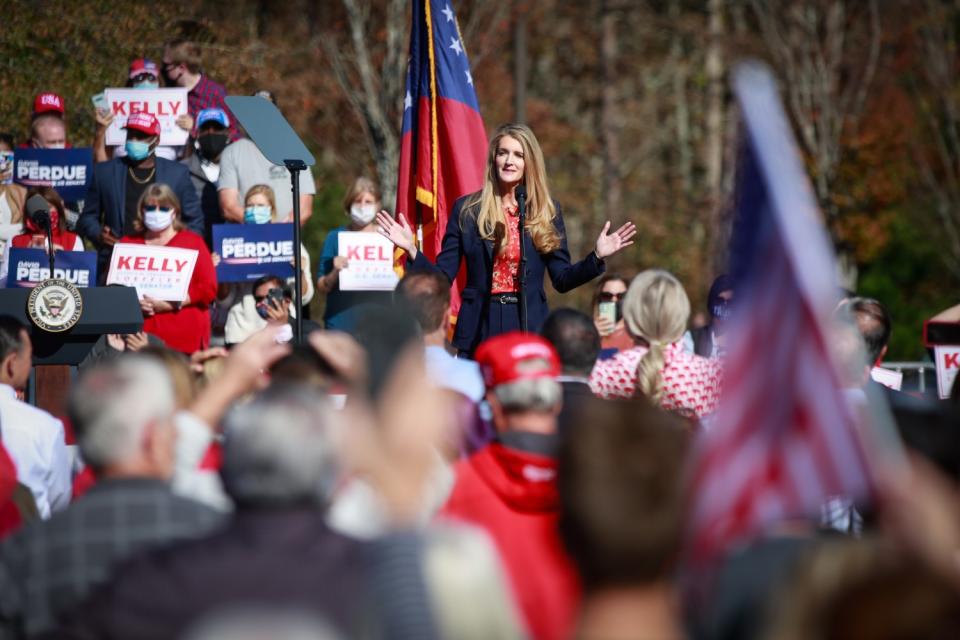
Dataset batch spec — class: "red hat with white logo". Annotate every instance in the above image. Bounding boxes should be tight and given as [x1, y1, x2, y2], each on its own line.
[33, 92, 65, 117]
[474, 332, 561, 389]
[123, 112, 160, 137]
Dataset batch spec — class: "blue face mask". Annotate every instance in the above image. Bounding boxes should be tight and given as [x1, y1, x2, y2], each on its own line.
[133, 80, 159, 89]
[125, 140, 152, 161]
[244, 205, 272, 225]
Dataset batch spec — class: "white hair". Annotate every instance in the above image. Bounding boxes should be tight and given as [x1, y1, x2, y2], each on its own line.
[70, 356, 176, 470]
[220, 385, 340, 507]
[423, 523, 526, 640]
[493, 377, 562, 413]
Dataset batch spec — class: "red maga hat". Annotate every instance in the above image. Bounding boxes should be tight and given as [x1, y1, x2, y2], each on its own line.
[123, 112, 160, 137]
[474, 331, 561, 389]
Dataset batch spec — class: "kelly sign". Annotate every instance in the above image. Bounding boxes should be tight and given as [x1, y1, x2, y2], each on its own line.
[14, 148, 93, 201]
[213, 223, 295, 282]
[337, 231, 399, 291]
[6, 248, 97, 288]
[103, 88, 189, 146]
[935, 345, 960, 399]
[106, 243, 198, 301]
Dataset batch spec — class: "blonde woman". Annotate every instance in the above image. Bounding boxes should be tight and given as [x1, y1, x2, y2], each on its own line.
[118, 183, 217, 354]
[378, 123, 636, 356]
[589, 270, 721, 418]
[242, 184, 313, 304]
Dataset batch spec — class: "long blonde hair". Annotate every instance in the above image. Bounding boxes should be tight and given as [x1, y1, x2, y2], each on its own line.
[621, 270, 691, 405]
[465, 123, 561, 254]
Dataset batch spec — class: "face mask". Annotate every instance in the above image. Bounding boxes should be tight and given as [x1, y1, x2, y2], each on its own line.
[133, 80, 159, 89]
[125, 140, 152, 161]
[143, 206, 174, 232]
[244, 205, 272, 225]
[162, 66, 180, 86]
[350, 203, 377, 226]
[197, 133, 228, 161]
[45, 143, 66, 150]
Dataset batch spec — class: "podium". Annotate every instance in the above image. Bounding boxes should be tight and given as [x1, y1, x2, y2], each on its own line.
[0, 287, 142, 416]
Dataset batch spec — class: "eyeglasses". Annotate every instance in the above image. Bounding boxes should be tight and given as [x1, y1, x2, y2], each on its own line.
[599, 291, 625, 302]
[131, 73, 158, 83]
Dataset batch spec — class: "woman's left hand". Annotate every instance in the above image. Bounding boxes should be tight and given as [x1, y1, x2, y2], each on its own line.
[143, 296, 175, 314]
[595, 221, 637, 259]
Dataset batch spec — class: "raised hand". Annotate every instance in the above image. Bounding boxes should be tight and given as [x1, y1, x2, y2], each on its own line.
[595, 221, 637, 259]
[376, 211, 417, 259]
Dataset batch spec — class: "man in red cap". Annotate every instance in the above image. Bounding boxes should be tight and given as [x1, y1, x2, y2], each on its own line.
[78, 112, 202, 279]
[438, 331, 579, 640]
[27, 93, 67, 149]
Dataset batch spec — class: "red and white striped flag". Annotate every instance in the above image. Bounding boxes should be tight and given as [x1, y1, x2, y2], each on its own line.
[684, 62, 876, 574]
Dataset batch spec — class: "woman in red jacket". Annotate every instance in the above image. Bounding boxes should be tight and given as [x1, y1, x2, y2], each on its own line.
[119, 183, 216, 354]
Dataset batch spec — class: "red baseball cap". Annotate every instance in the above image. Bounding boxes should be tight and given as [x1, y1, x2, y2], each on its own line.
[474, 332, 561, 389]
[123, 112, 160, 137]
[33, 92, 65, 117]
[129, 58, 159, 80]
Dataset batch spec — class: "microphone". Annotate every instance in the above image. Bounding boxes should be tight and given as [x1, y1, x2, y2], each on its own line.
[515, 185, 527, 212]
[25, 195, 51, 230]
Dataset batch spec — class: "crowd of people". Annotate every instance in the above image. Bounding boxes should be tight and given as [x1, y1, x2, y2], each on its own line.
[0, 36, 957, 640]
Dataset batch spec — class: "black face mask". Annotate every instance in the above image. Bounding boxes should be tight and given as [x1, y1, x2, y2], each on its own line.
[197, 134, 228, 161]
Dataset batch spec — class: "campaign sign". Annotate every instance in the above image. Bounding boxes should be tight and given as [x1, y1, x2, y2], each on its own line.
[104, 88, 189, 146]
[7, 248, 97, 288]
[0, 151, 13, 185]
[337, 231, 399, 291]
[870, 366, 903, 392]
[13, 148, 93, 201]
[213, 223, 295, 283]
[935, 345, 960, 399]
[106, 243, 198, 301]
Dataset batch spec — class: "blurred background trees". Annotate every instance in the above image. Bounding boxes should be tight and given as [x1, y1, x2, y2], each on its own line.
[1, 0, 957, 359]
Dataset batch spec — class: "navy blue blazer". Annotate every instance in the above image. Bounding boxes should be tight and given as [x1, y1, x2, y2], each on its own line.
[77, 157, 203, 267]
[410, 194, 605, 353]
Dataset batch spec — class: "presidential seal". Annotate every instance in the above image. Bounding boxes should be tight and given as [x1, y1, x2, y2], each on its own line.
[27, 279, 83, 333]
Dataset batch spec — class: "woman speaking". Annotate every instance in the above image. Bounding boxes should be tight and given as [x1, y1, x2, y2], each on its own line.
[377, 123, 636, 356]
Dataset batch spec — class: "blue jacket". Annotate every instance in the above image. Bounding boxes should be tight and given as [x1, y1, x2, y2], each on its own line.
[77, 157, 203, 269]
[410, 194, 605, 353]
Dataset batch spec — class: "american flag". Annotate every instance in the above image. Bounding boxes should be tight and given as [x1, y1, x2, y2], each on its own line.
[684, 63, 875, 573]
[396, 0, 487, 318]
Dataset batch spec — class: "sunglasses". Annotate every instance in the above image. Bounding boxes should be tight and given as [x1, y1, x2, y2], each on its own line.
[599, 291, 625, 302]
[131, 73, 158, 83]
[254, 288, 284, 304]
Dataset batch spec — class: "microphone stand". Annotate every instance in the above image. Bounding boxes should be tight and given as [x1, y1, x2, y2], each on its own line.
[517, 188, 528, 332]
[285, 159, 307, 345]
[43, 217, 55, 278]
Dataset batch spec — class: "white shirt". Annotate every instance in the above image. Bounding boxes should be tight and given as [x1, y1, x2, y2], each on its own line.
[0, 384, 71, 518]
[424, 345, 485, 402]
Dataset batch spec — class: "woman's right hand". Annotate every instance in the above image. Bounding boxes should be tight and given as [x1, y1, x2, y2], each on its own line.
[332, 256, 349, 271]
[376, 211, 417, 259]
[594, 316, 615, 337]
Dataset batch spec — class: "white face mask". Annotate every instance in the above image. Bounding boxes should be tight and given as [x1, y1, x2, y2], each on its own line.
[143, 207, 175, 232]
[350, 203, 378, 226]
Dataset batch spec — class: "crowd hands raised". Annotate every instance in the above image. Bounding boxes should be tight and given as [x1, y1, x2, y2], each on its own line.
[0, 38, 957, 640]
[0, 261, 949, 638]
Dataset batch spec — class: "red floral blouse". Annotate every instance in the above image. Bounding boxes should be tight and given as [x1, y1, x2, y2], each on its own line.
[491, 205, 521, 294]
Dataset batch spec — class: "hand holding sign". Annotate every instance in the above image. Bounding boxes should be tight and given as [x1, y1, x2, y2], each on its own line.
[337, 231, 399, 291]
[107, 243, 198, 301]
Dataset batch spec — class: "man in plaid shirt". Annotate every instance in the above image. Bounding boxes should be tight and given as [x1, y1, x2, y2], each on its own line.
[162, 38, 242, 143]
[0, 357, 223, 637]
